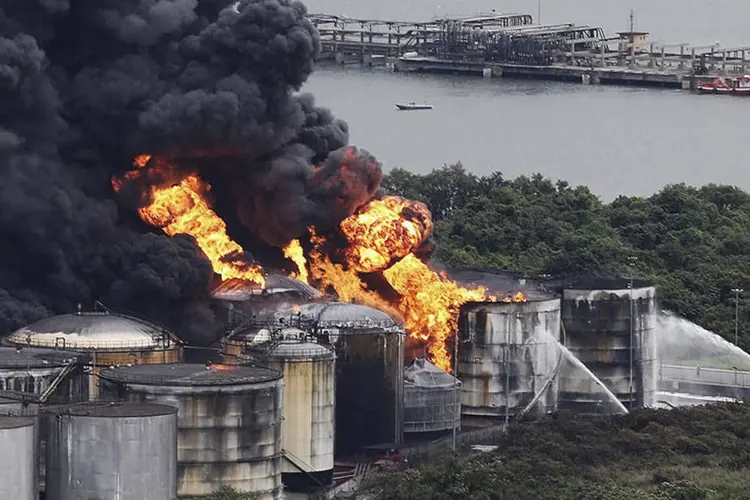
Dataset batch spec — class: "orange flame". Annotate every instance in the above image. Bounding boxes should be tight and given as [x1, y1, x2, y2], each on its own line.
[339, 196, 432, 273]
[206, 361, 238, 372]
[311, 202, 527, 372]
[113, 155, 264, 286]
[283, 239, 308, 283]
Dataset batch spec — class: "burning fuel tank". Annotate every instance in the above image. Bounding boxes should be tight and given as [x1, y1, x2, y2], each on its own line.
[561, 279, 658, 410]
[211, 275, 322, 333]
[403, 358, 461, 434]
[277, 301, 404, 455]
[4, 311, 183, 400]
[457, 298, 562, 419]
[98, 363, 283, 499]
[221, 326, 335, 492]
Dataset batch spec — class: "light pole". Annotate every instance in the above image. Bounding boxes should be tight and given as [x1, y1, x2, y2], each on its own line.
[537, 0, 541, 24]
[627, 256, 638, 409]
[732, 288, 743, 345]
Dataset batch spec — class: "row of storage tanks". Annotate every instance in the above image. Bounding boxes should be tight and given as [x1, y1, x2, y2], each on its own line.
[0, 276, 658, 499]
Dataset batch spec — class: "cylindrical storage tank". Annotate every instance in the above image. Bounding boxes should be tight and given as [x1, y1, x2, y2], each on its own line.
[457, 298, 562, 418]
[403, 358, 461, 434]
[230, 328, 335, 492]
[43, 402, 177, 500]
[0, 416, 36, 500]
[293, 302, 404, 456]
[222, 326, 274, 365]
[0, 347, 89, 403]
[561, 279, 658, 410]
[4, 311, 183, 400]
[99, 363, 284, 499]
[212, 275, 322, 333]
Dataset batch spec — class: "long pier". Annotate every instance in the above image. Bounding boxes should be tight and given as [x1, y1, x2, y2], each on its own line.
[308, 13, 750, 90]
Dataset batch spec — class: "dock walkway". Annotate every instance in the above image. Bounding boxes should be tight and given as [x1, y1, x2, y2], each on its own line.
[308, 13, 750, 90]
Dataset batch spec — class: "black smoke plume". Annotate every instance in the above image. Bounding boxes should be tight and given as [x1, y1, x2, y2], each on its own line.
[0, 0, 383, 344]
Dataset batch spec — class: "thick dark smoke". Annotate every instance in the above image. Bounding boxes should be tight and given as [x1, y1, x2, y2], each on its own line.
[0, 0, 383, 344]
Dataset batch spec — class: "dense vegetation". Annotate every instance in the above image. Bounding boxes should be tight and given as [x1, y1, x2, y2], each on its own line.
[384, 164, 750, 348]
[363, 404, 750, 500]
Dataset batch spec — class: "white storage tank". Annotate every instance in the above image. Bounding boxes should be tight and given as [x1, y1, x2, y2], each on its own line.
[44, 402, 178, 500]
[0, 415, 36, 500]
[230, 327, 336, 491]
[99, 363, 284, 499]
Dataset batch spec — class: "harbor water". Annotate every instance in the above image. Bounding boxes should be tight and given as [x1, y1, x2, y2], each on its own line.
[304, 0, 750, 200]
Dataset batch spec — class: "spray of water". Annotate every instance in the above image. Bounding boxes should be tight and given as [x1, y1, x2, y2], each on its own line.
[657, 311, 750, 370]
[522, 332, 629, 416]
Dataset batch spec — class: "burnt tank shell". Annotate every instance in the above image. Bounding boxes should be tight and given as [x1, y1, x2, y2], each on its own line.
[457, 298, 561, 418]
[561, 279, 658, 410]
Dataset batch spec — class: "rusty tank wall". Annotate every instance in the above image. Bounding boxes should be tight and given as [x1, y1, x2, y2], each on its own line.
[0, 415, 36, 500]
[0, 347, 89, 403]
[99, 363, 284, 499]
[457, 298, 561, 418]
[44, 402, 177, 500]
[561, 280, 658, 410]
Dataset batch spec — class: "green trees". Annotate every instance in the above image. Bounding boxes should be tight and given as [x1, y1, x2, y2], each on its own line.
[384, 164, 750, 347]
[363, 404, 750, 500]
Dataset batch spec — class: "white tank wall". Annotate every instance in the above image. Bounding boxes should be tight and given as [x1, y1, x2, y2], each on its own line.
[268, 348, 335, 477]
[44, 407, 178, 500]
[0, 417, 36, 500]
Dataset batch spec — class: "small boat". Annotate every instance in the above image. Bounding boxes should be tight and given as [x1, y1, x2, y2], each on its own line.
[697, 75, 750, 95]
[395, 101, 433, 111]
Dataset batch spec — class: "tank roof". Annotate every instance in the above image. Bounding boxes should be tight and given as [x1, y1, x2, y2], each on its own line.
[266, 338, 334, 360]
[44, 401, 177, 418]
[561, 277, 655, 291]
[0, 346, 87, 368]
[294, 301, 403, 331]
[99, 363, 282, 387]
[0, 415, 35, 429]
[5, 312, 180, 350]
[405, 358, 460, 389]
[212, 274, 322, 301]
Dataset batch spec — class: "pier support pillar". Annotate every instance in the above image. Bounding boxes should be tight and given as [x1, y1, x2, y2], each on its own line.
[681, 78, 691, 91]
[363, 53, 373, 66]
[335, 52, 345, 65]
[482, 68, 492, 79]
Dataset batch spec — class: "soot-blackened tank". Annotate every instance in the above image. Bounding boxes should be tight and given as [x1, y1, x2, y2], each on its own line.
[403, 358, 461, 434]
[4, 311, 182, 399]
[561, 279, 657, 410]
[291, 301, 405, 455]
[43, 402, 178, 500]
[457, 298, 561, 418]
[0, 347, 89, 403]
[98, 363, 284, 499]
[0, 415, 36, 500]
[212, 275, 323, 332]
[226, 327, 336, 492]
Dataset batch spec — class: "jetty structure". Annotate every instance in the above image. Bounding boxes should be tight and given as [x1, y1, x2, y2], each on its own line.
[308, 11, 750, 90]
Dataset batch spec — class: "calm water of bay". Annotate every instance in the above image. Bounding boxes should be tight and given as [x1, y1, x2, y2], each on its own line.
[302, 0, 750, 200]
